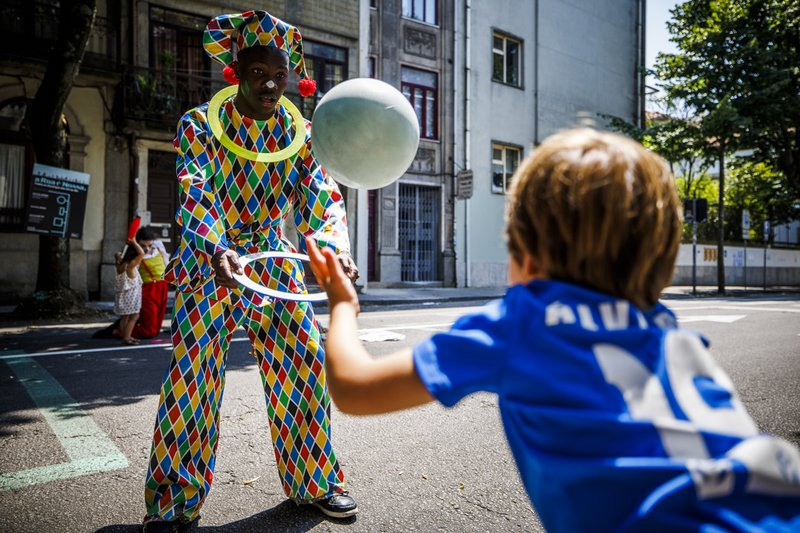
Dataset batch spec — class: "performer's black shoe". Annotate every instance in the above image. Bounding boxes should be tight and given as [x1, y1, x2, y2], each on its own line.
[142, 516, 199, 532]
[306, 492, 359, 518]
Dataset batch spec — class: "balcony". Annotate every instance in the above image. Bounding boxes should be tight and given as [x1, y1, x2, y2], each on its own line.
[0, 0, 119, 72]
[119, 67, 227, 130]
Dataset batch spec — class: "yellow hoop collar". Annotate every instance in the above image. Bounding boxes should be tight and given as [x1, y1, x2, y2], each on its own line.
[206, 85, 306, 163]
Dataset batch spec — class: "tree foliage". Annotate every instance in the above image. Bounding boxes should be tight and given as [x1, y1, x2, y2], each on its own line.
[656, 0, 800, 196]
[601, 104, 714, 197]
[653, 0, 800, 291]
[726, 158, 800, 241]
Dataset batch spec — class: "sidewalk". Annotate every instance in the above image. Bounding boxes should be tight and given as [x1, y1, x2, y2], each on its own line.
[2, 284, 799, 329]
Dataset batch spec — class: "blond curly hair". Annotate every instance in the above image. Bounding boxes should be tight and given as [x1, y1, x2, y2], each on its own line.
[505, 128, 682, 309]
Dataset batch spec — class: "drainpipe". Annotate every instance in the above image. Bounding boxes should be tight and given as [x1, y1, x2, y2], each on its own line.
[636, 0, 646, 127]
[355, 0, 370, 292]
[464, 0, 472, 287]
[452, 0, 460, 279]
[533, 0, 539, 145]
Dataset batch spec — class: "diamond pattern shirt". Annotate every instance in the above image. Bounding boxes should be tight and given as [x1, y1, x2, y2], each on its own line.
[166, 96, 350, 307]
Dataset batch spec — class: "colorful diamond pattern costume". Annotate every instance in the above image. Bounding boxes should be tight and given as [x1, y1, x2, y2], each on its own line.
[144, 90, 351, 522]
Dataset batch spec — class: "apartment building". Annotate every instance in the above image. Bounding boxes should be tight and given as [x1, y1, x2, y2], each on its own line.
[453, 0, 646, 286]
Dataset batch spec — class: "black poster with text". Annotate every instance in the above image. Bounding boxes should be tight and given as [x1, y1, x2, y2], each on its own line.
[25, 163, 90, 239]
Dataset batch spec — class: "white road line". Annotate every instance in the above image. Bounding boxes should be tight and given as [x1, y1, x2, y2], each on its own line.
[669, 305, 800, 313]
[0, 336, 251, 360]
[358, 322, 454, 333]
[677, 315, 746, 324]
[0, 357, 128, 491]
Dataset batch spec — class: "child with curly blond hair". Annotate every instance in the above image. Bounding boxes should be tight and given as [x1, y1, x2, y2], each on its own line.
[308, 128, 800, 532]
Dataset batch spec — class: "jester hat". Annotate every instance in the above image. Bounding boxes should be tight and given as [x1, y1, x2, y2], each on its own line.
[203, 10, 316, 96]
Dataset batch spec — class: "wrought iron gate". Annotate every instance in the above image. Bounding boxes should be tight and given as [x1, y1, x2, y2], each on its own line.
[399, 184, 440, 282]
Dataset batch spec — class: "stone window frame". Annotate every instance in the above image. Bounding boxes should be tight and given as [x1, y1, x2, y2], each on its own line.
[401, 66, 439, 140]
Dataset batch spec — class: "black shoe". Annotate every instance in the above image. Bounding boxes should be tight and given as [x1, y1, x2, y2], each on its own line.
[309, 492, 358, 518]
[142, 517, 199, 533]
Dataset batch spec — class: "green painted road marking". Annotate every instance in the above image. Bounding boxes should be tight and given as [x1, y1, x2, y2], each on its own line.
[0, 356, 129, 491]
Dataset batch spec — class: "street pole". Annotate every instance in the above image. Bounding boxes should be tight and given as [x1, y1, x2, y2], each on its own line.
[763, 220, 770, 291]
[743, 237, 747, 291]
[691, 198, 697, 295]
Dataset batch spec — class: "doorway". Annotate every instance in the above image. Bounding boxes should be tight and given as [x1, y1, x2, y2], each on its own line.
[146, 150, 178, 252]
[398, 184, 439, 282]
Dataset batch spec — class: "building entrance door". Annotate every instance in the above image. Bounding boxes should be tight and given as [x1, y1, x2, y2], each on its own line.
[399, 184, 439, 282]
[146, 150, 178, 252]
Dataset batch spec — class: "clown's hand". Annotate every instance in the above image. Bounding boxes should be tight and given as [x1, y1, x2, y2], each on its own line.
[336, 251, 359, 283]
[212, 249, 243, 289]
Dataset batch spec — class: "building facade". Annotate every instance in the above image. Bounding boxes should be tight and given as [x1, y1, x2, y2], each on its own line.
[453, 0, 646, 286]
[0, 0, 361, 302]
[367, 0, 456, 287]
[0, 0, 645, 302]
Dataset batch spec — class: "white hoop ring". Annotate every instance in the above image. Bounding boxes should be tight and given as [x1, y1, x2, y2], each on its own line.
[232, 252, 327, 302]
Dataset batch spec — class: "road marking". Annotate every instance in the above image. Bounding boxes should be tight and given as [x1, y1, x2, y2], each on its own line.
[669, 305, 800, 313]
[677, 315, 746, 324]
[0, 335, 248, 361]
[358, 322, 454, 333]
[0, 356, 129, 491]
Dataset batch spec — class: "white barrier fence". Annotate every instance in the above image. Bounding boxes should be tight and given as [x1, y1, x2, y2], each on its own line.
[673, 243, 800, 286]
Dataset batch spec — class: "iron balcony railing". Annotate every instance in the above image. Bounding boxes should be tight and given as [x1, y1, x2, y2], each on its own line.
[0, 0, 119, 71]
[120, 66, 228, 128]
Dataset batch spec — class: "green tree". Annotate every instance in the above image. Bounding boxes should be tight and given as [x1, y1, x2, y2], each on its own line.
[725, 158, 800, 243]
[656, 0, 800, 291]
[601, 104, 714, 196]
[21, 0, 96, 315]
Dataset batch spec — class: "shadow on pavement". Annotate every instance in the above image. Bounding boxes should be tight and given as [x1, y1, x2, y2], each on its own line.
[0, 329, 258, 417]
[94, 500, 353, 532]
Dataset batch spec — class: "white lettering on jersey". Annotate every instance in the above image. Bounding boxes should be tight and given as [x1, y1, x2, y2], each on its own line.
[545, 301, 576, 326]
[599, 301, 630, 330]
[577, 304, 599, 331]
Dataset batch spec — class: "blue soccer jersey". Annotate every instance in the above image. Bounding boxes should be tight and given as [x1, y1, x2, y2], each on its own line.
[412, 280, 800, 532]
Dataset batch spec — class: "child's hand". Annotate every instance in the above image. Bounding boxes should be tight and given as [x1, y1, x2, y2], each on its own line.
[306, 238, 360, 313]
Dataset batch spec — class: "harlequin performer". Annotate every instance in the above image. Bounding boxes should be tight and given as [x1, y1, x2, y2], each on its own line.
[143, 10, 359, 531]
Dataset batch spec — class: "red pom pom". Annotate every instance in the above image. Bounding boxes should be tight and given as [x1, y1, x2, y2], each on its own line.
[299, 78, 317, 97]
[222, 64, 239, 85]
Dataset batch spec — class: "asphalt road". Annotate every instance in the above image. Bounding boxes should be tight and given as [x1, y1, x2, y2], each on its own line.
[0, 294, 798, 532]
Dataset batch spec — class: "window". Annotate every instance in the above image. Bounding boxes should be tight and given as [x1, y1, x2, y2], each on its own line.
[401, 66, 438, 140]
[149, 7, 209, 114]
[0, 99, 33, 231]
[491, 143, 521, 194]
[402, 0, 437, 25]
[368, 56, 377, 79]
[492, 32, 522, 86]
[299, 41, 348, 117]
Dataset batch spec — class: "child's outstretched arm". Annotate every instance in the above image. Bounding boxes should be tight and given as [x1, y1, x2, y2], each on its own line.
[125, 239, 146, 277]
[306, 238, 434, 415]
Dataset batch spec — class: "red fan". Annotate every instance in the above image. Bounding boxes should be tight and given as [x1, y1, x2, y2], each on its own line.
[121, 216, 141, 257]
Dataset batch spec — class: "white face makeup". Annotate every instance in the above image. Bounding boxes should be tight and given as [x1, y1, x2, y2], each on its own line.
[266, 80, 276, 89]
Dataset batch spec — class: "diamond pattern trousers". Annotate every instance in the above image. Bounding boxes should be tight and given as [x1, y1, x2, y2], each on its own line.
[144, 291, 346, 521]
